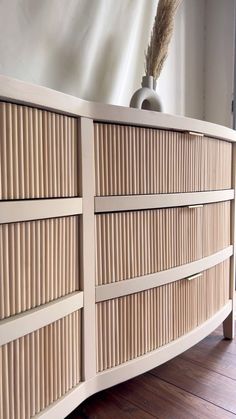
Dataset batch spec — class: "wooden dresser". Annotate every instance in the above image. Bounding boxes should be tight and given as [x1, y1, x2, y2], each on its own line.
[0, 75, 235, 419]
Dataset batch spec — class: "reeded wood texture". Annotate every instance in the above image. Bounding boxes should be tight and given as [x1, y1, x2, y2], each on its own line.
[0, 216, 79, 319]
[95, 202, 230, 285]
[0, 310, 81, 419]
[96, 260, 230, 371]
[94, 123, 232, 196]
[0, 102, 78, 199]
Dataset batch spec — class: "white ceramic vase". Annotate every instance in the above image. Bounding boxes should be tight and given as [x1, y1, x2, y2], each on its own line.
[130, 75, 162, 112]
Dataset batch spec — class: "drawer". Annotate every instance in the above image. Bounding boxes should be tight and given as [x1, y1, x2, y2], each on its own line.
[0, 310, 82, 419]
[95, 202, 231, 285]
[0, 102, 78, 199]
[94, 123, 232, 196]
[96, 259, 230, 371]
[0, 216, 80, 319]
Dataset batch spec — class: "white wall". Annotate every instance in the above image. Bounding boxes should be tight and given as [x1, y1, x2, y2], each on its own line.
[157, 0, 236, 126]
[158, 0, 205, 119]
[204, 0, 235, 128]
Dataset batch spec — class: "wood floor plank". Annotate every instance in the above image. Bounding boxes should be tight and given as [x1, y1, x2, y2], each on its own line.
[194, 332, 236, 353]
[110, 373, 235, 419]
[66, 389, 155, 419]
[151, 357, 236, 414]
[180, 340, 236, 379]
[67, 321, 236, 418]
[206, 323, 236, 346]
[179, 322, 236, 378]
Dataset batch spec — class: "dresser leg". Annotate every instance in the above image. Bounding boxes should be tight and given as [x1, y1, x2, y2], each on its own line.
[223, 311, 235, 339]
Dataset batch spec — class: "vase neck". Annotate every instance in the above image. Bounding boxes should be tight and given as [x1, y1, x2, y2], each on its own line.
[142, 75, 156, 90]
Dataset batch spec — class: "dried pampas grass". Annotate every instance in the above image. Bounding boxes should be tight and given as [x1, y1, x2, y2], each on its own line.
[146, 0, 182, 80]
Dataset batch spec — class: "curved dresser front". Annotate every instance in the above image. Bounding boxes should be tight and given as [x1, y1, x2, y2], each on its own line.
[0, 75, 235, 419]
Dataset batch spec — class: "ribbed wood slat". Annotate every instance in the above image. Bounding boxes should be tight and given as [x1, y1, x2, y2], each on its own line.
[96, 260, 230, 371]
[0, 102, 78, 199]
[0, 216, 79, 320]
[94, 124, 232, 196]
[203, 202, 231, 256]
[0, 310, 81, 419]
[95, 202, 230, 285]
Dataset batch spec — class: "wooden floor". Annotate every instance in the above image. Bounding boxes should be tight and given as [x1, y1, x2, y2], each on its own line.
[67, 321, 236, 419]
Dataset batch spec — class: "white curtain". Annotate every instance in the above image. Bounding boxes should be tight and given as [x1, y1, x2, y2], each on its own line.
[0, 0, 158, 106]
[0, 0, 211, 120]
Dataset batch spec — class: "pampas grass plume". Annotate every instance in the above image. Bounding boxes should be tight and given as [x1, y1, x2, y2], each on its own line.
[146, 0, 182, 80]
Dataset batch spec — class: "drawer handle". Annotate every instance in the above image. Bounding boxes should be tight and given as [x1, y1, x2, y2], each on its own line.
[188, 205, 204, 209]
[187, 273, 203, 281]
[188, 131, 204, 137]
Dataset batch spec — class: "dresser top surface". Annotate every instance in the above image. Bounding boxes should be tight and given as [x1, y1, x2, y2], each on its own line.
[0, 74, 236, 143]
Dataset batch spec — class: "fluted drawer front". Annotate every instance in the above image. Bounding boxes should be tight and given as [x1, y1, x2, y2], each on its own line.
[0, 216, 79, 319]
[0, 310, 81, 419]
[94, 123, 232, 196]
[0, 102, 78, 199]
[96, 259, 230, 371]
[95, 202, 230, 285]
